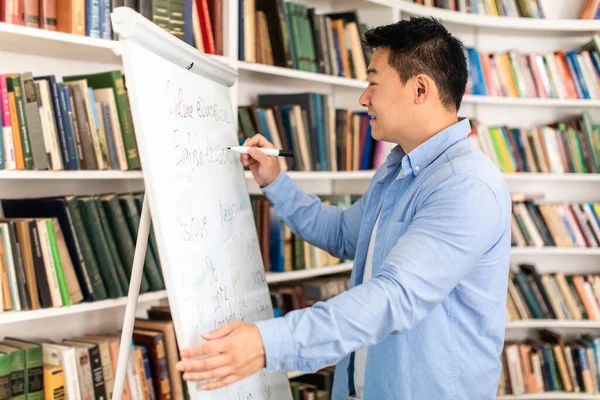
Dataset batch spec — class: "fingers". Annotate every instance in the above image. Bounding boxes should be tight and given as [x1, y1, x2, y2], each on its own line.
[177, 354, 231, 374]
[182, 366, 233, 382]
[246, 147, 268, 165]
[202, 321, 239, 340]
[180, 339, 225, 358]
[200, 374, 240, 391]
[243, 134, 275, 149]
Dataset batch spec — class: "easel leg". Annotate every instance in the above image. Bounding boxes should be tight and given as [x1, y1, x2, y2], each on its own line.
[112, 194, 152, 400]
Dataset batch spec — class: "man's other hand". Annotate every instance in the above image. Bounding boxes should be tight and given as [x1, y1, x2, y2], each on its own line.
[176, 321, 266, 390]
[241, 134, 280, 187]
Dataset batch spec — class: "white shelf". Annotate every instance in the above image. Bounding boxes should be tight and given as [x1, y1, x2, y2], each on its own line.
[0, 170, 144, 180]
[244, 171, 600, 196]
[0, 170, 591, 198]
[274, 171, 375, 181]
[0, 290, 167, 325]
[498, 394, 600, 400]
[0, 22, 233, 67]
[266, 263, 353, 284]
[0, 22, 121, 63]
[511, 248, 600, 256]
[237, 61, 367, 88]
[395, 1, 600, 34]
[463, 95, 600, 108]
[503, 173, 600, 183]
[506, 320, 600, 329]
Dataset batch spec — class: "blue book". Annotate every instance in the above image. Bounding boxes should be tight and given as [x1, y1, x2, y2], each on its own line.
[269, 208, 284, 273]
[85, 0, 101, 38]
[311, 94, 326, 171]
[57, 83, 80, 170]
[98, 0, 112, 39]
[183, 0, 193, 46]
[565, 51, 589, 99]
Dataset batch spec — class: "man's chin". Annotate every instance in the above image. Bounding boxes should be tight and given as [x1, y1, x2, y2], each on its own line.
[371, 129, 384, 142]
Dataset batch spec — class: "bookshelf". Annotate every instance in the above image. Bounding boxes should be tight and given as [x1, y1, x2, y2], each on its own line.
[2, 0, 600, 398]
[0, 265, 351, 327]
[394, 1, 600, 33]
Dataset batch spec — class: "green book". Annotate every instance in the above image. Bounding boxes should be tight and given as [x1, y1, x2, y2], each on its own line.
[4, 74, 34, 170]
[78, 197, 124, 299]
[0, 352, 10, 400]
[101, 194, 150, 293]
[93, 197, 131, 294]
[0, 345, 24, 400]
[63, 71, 140, 170]
[133, 193, 164, 282]
[2, 339, 44, 400]
[119, 194, 164, 291]
[45, 219, 72, 306]
[65, 196, 108, 301]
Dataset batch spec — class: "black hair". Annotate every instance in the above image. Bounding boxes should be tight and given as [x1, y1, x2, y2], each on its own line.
[364, 17, 468, 111]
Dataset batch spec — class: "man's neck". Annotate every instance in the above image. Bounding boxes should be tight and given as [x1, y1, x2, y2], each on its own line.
[397, 113, 459, 154]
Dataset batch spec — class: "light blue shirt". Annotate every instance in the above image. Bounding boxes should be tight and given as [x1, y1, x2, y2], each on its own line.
[256, 118, 512, 400]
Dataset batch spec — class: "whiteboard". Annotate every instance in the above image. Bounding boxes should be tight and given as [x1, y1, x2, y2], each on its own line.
[111, 8, 293, 400]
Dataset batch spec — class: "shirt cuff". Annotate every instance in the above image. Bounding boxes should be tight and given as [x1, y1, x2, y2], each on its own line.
[260, 170, 296, 207]
[255, 316, 296, 372]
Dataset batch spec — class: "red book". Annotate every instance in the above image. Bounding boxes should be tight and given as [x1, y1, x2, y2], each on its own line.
[195, 0, 215, 54]
[1, 0, 24, 24]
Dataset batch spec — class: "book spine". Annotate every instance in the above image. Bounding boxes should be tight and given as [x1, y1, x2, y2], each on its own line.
[78, 198, 123, 299]
[5, 75, 34, 169]
[85, 0, 101, 38]
[24, 347, 43, 400]
[0, 353, 10, 400]
[8, 349, 26, 400]
[94, 198, 129, 294]
[0, 75, 14, 170]
[87, 347, 107, 400]
[66, 197, 106, 300]
[101, 196, 150, 292]
[56, 82, 80, 169]
[112, 76, 140, 170]
[40, 0, 57, 30]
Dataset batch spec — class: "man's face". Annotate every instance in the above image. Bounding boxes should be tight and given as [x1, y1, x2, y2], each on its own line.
[359, 47, 414, 143]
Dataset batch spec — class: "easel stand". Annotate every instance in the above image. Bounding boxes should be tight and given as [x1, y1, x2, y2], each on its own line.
[112, 194, 152, 400]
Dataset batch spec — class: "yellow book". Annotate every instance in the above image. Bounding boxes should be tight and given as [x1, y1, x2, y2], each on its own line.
[44, 363, 66, 400]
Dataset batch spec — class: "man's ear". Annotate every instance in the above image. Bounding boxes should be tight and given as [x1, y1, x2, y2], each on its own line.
[414, 74, 430, 105]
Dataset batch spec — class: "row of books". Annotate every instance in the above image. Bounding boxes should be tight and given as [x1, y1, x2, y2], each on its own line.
[252, 196, 348, 273]
[289, 366, 335, 400]
[510, 197, 600, 249]
[0, 71, 141, 171]
[413, 0, 546, 18]
[0, 308, 189, 400]
[507, 264, 600, 321]
[0, 193, 165, 312]
[0, 0, 223, 53]
[271, 275, 350, 318]
[469, 113, 600, 174]
[240, 2, 372, 80]
[239, 93, 384, 172]
[465, 36, 600, 100]
[498, 330, 600, 395]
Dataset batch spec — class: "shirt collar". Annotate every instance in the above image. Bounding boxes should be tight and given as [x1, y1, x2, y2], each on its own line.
[383, 117, 471, 178]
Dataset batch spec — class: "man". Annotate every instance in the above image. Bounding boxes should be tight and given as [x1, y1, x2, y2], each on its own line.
[176, 16, 511, 399]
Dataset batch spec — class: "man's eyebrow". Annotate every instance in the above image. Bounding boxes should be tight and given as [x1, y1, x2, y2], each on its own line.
[367, 68, 377, 75]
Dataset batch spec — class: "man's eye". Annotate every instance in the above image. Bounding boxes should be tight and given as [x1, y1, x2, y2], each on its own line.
[369, 82, 376, 86]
